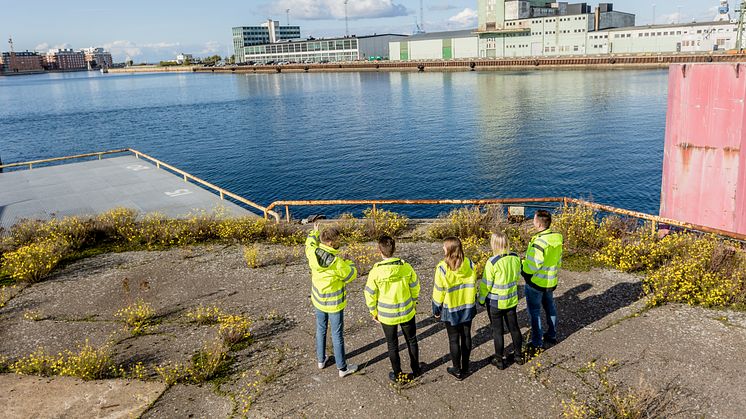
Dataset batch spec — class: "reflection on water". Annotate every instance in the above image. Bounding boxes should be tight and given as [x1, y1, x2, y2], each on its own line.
[0, 70, 668, 217]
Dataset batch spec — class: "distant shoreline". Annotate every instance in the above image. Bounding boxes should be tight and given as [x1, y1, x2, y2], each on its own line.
[106, 53, 745, 75]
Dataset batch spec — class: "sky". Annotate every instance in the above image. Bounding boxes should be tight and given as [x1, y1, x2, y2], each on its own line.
[2, 0, 729, 62]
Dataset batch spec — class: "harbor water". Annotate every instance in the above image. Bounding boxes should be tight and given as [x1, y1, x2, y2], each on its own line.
[0, 70, 668, 218]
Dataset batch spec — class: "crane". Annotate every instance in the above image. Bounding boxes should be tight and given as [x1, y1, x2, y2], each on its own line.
[8, 36, 14, 53]
[286, 9, 291, 26]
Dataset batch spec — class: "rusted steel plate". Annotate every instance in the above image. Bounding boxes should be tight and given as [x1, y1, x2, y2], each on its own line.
[661, 63, 746, 236]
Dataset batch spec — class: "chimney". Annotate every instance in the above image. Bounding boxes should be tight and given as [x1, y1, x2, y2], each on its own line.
[594, 6, 600, 31]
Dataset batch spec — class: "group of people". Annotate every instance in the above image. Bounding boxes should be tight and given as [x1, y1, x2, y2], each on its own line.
[304, 210, 564, 382]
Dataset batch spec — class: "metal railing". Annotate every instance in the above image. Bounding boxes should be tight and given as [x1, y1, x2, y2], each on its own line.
[128, 149, 280, 221]
[3, 150, 745, 241]
[0, 149, 130, 170]
[0, 148, 280, 222]
[266, 197, 746, 242]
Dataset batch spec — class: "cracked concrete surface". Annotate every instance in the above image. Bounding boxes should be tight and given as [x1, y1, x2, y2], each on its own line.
[1, 243, 745, 418]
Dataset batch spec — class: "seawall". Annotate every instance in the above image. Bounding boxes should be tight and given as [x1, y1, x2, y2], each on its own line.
[199, 53, 746, 74]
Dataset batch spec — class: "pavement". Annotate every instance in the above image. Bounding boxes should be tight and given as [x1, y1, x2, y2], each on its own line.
[0, 155, 251, 230]
[2, 242, 745, 417]
[0, 375, 166, 419]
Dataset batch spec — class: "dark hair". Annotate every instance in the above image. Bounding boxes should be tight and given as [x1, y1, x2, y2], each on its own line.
[535, 210, 552, 229]
[378, 235, 395, 258]
[320, 227, 340, 247]
[443, 236, 464, 271]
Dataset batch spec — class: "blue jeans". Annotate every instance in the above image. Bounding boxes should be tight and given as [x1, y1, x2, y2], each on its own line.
[315, 308, 347, 370]
[524, 285, 557, 347]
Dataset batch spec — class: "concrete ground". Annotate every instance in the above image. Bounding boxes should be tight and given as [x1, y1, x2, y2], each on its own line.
[0, 375, 165, 419]
[0, 155, 250, 230]
[1, 242, 745, 418]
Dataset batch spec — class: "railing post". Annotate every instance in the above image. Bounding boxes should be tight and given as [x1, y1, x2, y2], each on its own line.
[263, 211, 268, 220]
[183, 174, 188, 182]
[98, 153, 102, 160]
[651, 220, 658, 236]
[372, 203, 377, 214]
[28, 163, 32, 170]
[219, 191, 224, 200]
[285, 206, 290, 223]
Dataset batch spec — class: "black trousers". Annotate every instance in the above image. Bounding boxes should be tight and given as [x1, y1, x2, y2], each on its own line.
[487, 305, 523, 360]
[445, 321, 472, 374]
[381, 317, 420, 375]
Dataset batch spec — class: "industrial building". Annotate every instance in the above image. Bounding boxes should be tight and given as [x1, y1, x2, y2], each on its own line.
[233, 20, 301, 63]
[243, 34, 407, 64]
[389, 30, 477, 61]
[389, 1, 746, 60]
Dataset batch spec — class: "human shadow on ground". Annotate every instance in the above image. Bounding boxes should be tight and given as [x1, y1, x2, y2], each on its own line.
[353, 281, 643, 377]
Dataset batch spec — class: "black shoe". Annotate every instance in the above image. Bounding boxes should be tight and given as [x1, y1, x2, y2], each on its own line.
[413, 362, 427, 377]
[446, 367, 463, 381]
[543, 336, 558, 346]
[490, 357, 507, 370]
[388, 371, 398, 383]
[514, 352, 526, 365]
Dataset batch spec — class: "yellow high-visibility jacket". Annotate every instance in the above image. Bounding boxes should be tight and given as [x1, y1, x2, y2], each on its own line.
[305, 230, 357, 313]
[432, 258, 477, 326]
[522, 229, 563, 291]
[479, 252, 521, 310]
[364, 257, 420, 326]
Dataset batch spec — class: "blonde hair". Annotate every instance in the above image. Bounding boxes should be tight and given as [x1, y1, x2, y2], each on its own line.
[490, 232, 510, 255]
[443, 237, 464, 271]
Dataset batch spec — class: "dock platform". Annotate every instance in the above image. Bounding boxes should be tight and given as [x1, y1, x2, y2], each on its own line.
[0, 155, 250, 230]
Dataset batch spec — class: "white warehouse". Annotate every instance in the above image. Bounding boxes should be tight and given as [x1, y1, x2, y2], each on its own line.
[389, 30, 478, 61]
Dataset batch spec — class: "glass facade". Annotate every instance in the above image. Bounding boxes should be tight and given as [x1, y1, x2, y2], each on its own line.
[244, 38, 360, 63]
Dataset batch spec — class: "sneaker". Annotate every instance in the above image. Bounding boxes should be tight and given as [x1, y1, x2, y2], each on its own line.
[317, 356, 332, 369]
[338, 364, 358, 378]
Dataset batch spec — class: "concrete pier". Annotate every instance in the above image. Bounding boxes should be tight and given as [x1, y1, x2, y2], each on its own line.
[0, 156, 250, 230]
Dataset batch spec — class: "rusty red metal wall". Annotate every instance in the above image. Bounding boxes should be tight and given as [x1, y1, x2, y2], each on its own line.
[660, 63, 746, 235]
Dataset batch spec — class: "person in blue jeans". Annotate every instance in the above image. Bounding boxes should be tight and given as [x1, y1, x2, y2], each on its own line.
[305, 222, 358, 378]
[521, 210, 563, 353]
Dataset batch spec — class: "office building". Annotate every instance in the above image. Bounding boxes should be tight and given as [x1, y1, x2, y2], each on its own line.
[233, 20, 302, 63]
[243, 34, 407, 64]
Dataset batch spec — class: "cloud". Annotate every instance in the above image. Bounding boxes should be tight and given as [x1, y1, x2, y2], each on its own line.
[271, 0, 408, 20]
[199, 41, 222, 55]
[429, 1, 457, 11]
[34, 43, 49, 52]
[102, 40, 184, 62]
[448, 8, 477, 27]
